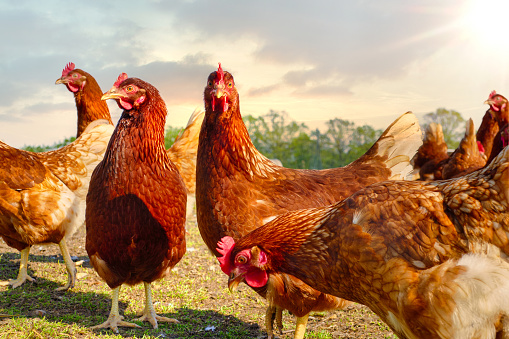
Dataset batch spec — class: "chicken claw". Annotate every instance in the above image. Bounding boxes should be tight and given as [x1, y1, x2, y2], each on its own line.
[91, 286, 140, 333]
[91, 314, 141, 334]
[0, 247, 35, 288]
[135, 282, 179, 329]
[55, 240, 77, 291]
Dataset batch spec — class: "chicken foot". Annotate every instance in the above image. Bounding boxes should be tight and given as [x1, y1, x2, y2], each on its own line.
[134, 282, 179, 329]
[0, 247, 35, 288]
[55, 239, 77, 291]
[91, 286, 141, 333]
[265, 305, 284, 339]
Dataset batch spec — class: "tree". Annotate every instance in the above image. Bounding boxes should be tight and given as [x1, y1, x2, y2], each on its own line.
[22, 136, 76, 152]
[243, 110, 311, 168]
[422, 108, 466, 149]
[164, 125, 184, 149]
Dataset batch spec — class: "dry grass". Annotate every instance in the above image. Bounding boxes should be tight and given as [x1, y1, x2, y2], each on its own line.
[0, 213, 396, 339]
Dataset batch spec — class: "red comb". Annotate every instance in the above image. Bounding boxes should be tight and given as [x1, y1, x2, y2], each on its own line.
[216, 62, 224, 83]
[217, 236, 235, 274]
[477, 141, 485, 153]
[114, 73, 128, 87]
[62, 62, 75, 77]
[489, 90, 497, 99]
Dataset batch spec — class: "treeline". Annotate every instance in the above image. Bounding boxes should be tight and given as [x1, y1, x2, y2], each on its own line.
[162, 110, 383, 169]
[243, 110, 382, 169]
[23, 108, 466, 169]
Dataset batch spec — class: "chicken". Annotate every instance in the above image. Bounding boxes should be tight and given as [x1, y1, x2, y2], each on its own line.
[167, 109, 204, 220]
[485, 92, 509, 164]
[86, 73, 187, 333]
[55, 62, 113, 136]
[441, 118, 486, 179]
[0, 120, 114, 290]
[197, 64, 422, 338]
[412, 122, 449, 180]
[476, 90, 500, 160]
[220, 145, 509, 338]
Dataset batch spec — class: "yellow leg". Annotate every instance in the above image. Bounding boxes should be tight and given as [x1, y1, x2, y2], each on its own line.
[55, 240, 77, 291]
[294, 314, 310, 339]
[135, 282, 179, 329]
[91, 286, 141, 333]
[275, 306, 284, 334]
[265, 305, 276, 339]
[0, 247, 35, 288]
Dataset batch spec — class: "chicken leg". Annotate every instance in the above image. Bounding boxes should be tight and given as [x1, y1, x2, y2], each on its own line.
[134, 282, 179, 329]
[0, 247, 35, 288]
[56, 239, 77, 291]
[265, 305, 284, 338]
[91, 286, 141, 333]
[294, 314, 310, 339]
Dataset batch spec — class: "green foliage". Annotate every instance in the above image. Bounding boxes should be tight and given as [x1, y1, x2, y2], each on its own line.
[422, 108, 466, 149]
[244, 110, 313, 168]
[22, 137, 76, 152]
[244, 110, 383, 169]
[165, 125, 185, 149]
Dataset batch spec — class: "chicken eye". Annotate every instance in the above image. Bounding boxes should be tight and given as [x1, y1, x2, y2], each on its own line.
[236, 255, 247, 264]
[228, 82, 233, 88]
[208, 81, 213, 87]
[126, 85, 135, 92]
[72, 73, 78, 78]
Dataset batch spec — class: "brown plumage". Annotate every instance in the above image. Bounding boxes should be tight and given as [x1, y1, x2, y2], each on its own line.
[0, 62, 116, 290]
[196, 64, 422, 338]
[86, 74, 186, 333]
[55, 62, 113, 136]
[485, 92, 509, 164]
[476, 91, 500, 160]
[221, 145, 509, 338]
[441, 118, 486, 179]
[412, 122, 449, 180]
[0, 120, 113, 290]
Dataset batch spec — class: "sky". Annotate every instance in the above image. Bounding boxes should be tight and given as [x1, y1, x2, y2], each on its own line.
[1, 0, 508, 148]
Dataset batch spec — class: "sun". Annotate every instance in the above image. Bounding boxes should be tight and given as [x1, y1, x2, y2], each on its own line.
[462, 0, 509, 46]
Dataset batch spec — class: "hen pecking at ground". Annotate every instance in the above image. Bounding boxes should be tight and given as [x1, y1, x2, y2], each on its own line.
[197, 63, 422, 338]
[221, 145, 509, 338]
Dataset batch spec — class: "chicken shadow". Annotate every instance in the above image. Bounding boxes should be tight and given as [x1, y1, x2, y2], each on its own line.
[0, 253, 265, 338]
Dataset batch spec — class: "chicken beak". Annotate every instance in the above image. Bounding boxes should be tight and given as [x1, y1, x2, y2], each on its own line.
[101, 87, 123, 101]
[55, 77, 66, 85]
[227, 271, 244, 292]
[215, 88, 224, 99]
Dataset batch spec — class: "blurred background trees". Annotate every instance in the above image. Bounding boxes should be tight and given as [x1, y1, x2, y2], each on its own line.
[22, 108, 466, 169]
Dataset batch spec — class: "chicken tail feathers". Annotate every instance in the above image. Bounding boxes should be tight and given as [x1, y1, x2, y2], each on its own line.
[354, 112, 423, 180]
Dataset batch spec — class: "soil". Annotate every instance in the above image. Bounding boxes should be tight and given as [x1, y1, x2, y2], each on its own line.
[0, 211, 396, 339]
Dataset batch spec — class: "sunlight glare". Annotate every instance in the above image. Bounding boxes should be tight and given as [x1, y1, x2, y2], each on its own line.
[463, 0, 509, 46]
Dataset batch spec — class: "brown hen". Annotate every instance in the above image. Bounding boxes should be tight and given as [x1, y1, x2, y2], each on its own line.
[485, 92, 509, 164]
[412, 122, 449, 180]
[0, 62, 115, 290]
[476, 90, 501, 160]
[221, 145, 509, 338]
[441, 118, 486, 179]
[197, 64, 422, 338]
[86, 73, 187, 333]
[0, 120, 113, 290]
[55, 62, 113, 136]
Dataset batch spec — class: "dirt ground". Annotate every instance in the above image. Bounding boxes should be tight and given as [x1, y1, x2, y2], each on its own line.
[0, 211, 396, 339]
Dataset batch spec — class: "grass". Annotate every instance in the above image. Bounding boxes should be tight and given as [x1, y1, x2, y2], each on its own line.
[0, 215, 396, 339]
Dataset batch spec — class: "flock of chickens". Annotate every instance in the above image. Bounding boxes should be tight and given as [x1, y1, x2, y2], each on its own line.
[0, 62, 508, 339]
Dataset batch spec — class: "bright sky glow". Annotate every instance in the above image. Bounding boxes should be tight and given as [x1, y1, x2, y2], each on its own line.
[0, 0, 507, 148]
